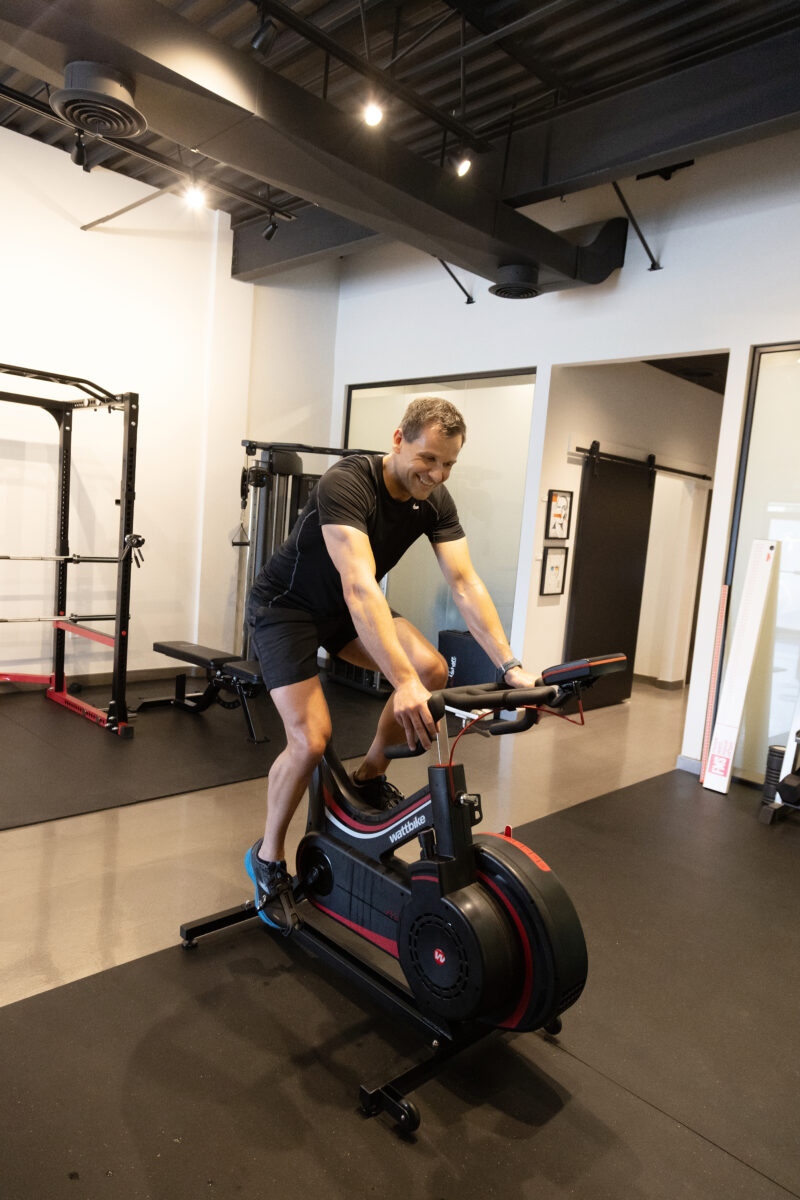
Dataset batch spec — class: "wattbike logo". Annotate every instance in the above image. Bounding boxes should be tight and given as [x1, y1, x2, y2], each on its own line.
[434, 948, 446, 965]
[388, 813, 427, 844]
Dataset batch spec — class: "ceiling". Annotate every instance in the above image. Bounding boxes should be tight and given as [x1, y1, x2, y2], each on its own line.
[1, 1, 799, 295]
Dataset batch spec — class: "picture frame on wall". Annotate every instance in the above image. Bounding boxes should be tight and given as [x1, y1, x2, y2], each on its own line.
[546, 489, 572, 539]
[540, 545, 568, 596]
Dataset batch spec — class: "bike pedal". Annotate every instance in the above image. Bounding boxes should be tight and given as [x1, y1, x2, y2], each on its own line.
[278, 891, 300, 935]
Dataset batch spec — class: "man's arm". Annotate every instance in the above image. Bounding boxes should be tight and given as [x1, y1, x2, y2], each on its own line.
[321, 523, 437, 748]
[433, 537, 540, 688]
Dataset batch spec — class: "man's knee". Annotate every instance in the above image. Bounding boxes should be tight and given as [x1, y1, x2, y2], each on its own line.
[284, 718, 331, 767]
[420, 649, 449, 691]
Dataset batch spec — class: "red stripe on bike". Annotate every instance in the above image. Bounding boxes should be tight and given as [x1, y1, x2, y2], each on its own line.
[323, 785, 430, 832]
[483, 830, 551, 871]
[308, 898, 399, 958]
[478, 871, 532, 1030]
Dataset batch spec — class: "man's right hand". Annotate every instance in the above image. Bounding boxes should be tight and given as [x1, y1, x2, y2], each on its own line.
[392, 676, 438, 751]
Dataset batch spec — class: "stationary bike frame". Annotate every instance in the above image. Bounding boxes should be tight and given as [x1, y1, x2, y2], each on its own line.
[180, 652, 626, 1132]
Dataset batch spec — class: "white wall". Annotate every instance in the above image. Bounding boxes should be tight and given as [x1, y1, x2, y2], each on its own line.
[326, 129, 800, 768]
[247, 261, 341, 444]
[0, 128, 253, 678]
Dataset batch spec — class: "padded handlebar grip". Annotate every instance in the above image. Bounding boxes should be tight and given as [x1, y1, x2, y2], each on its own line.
[384, 682, 559, 758]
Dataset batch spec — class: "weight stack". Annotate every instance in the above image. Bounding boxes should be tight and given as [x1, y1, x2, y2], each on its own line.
[438, 629, 495, 687]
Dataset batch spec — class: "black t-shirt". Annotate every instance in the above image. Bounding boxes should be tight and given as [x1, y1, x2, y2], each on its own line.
[250, 453, 464, 617]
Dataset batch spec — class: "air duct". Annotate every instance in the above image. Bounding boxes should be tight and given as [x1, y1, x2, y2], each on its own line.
[50, 62, 147, 138]
[488, 265, 540, 299]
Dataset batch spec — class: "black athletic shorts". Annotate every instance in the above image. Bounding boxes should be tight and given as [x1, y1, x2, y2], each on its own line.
[246, 597, 362, 691]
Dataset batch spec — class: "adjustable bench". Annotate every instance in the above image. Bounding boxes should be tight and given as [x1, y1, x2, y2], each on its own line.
[136, 640, 268, 743]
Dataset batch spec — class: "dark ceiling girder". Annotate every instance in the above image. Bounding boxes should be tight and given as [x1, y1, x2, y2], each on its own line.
[0, 0, 626, 291]
[495, 25, 800, 204]
[256, 0, 493, 151]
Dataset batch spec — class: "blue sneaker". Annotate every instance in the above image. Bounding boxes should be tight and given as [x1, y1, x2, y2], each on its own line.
[245, 839, 297, 932]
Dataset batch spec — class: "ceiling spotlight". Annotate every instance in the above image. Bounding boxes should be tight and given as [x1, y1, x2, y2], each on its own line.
[449, 148, 472, 177]
[251, 13, 278, 55]
[261, 216, 278, 241]
[363, 102, 383, 127]
[184, 183, 206, 210]
[71, 131, 89, 171]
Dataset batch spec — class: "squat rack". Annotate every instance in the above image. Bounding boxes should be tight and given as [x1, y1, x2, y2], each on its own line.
[0, 362, 143, 737]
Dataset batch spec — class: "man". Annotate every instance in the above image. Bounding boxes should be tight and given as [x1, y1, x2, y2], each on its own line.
[245, 396, 538, 928]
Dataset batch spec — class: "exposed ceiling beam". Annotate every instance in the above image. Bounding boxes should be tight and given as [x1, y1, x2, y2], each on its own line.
[493, 25, 800, 203]
[0, 0, 627, 291]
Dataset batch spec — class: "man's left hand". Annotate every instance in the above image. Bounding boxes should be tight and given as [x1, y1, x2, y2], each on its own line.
[502, 665, 541, 689]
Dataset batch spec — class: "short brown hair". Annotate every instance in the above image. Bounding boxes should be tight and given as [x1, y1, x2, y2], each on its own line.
[399, 397, 466, 444]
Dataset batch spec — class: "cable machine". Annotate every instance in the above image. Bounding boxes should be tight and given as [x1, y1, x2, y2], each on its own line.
[0, 362, 144, 737]
[238, 439, 388, 693]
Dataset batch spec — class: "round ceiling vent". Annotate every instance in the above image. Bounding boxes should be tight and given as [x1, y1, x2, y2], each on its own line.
[50, 62, 147, 138]
[488, 264, 540, 299]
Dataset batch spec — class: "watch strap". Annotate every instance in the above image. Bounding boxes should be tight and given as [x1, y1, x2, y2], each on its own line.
[497, 656, 522, 684]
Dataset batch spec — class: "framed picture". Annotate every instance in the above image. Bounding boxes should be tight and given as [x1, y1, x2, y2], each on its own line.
[540, 546, 568, 596]
[546, 489, 572, 539]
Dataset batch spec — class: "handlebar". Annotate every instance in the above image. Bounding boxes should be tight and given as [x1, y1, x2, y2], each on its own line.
[384, 651, 627, 759]
[385, 682, 558, 759]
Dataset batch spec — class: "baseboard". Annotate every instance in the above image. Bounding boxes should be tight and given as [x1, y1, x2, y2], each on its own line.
[675, 755, 701, 775]
[633, 674, 685, 691]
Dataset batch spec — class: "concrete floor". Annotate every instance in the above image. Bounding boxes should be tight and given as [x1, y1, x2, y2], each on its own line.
[0, 682, 688, 1008]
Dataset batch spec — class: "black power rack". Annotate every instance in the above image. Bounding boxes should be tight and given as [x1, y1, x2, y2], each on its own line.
[0, 362, 143, 736]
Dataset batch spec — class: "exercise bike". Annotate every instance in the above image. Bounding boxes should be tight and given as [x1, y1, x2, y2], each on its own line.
[180, 651, 626, 1132]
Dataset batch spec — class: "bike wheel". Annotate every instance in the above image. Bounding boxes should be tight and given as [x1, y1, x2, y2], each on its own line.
[473, 833, 588, 1032]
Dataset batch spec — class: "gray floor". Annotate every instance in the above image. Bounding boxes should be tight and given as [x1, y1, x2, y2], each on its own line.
[0, 682, 687, 1008]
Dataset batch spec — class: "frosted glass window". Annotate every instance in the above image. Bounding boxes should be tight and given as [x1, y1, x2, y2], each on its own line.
[726, 348, 800, 781]
[346, 375, 534, 646]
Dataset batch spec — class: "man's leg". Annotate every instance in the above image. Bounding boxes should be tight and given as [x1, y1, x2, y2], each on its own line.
[259, 674, 332, 862]
[338, 616, 448, 782]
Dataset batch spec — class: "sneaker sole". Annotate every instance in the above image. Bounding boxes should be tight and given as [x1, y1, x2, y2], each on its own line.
[245, 849, 287, 930]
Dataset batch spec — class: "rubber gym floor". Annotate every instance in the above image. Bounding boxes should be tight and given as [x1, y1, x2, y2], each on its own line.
[2, 768, 799, 1200]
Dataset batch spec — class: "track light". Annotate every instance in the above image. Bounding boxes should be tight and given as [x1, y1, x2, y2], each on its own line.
[184, 182, 206, 209]
[363, 101, 383, 127]
[447, 148, 472, 178]
[71, 131, 89, 171]
[261, 216, 278, 241]
[251, 12, 278, 55]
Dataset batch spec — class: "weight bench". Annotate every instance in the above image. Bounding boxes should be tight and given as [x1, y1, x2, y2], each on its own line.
[136, 640, 268, 743]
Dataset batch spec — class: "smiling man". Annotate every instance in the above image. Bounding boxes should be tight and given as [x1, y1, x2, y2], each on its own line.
[244, 396, 539, 927]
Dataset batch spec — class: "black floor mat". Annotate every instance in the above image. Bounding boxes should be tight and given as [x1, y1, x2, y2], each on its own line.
[2, 772, 799, 1199]
[0, 676, 385, 829]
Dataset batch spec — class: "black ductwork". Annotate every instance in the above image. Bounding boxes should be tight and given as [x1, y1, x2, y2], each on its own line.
[50, 61, 146, 138]
[3, 0, 627, 293]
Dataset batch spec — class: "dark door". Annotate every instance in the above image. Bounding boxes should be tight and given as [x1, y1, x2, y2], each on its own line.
[563, 454, 655, 708]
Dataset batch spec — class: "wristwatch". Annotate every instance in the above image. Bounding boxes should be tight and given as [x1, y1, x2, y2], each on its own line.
[496, 657, 522, 684]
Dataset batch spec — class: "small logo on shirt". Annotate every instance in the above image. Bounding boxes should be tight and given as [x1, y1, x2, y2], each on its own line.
[412, 503, 420, 510]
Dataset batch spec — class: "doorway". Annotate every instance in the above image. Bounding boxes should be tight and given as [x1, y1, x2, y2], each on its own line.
[535, 356, 726, 735]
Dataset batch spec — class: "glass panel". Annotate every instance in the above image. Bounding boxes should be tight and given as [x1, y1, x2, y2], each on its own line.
[346, 376, 534, 646]
[727, 348, 800, 781]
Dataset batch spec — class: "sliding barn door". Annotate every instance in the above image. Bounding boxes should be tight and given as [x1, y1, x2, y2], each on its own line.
[563, 454, 655, 708]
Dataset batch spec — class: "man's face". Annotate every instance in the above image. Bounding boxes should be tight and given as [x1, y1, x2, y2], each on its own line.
[388, 422, 464, 501]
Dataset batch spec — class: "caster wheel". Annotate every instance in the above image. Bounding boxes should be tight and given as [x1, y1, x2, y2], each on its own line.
[396, 1099, 420, 1133]
[543, 1017, 562, 1036]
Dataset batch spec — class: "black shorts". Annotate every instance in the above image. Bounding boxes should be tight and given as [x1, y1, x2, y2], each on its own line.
[246, 598, 361, 691]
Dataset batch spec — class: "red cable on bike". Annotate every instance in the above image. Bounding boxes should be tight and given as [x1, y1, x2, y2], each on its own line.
[445, 700, 586, 770]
